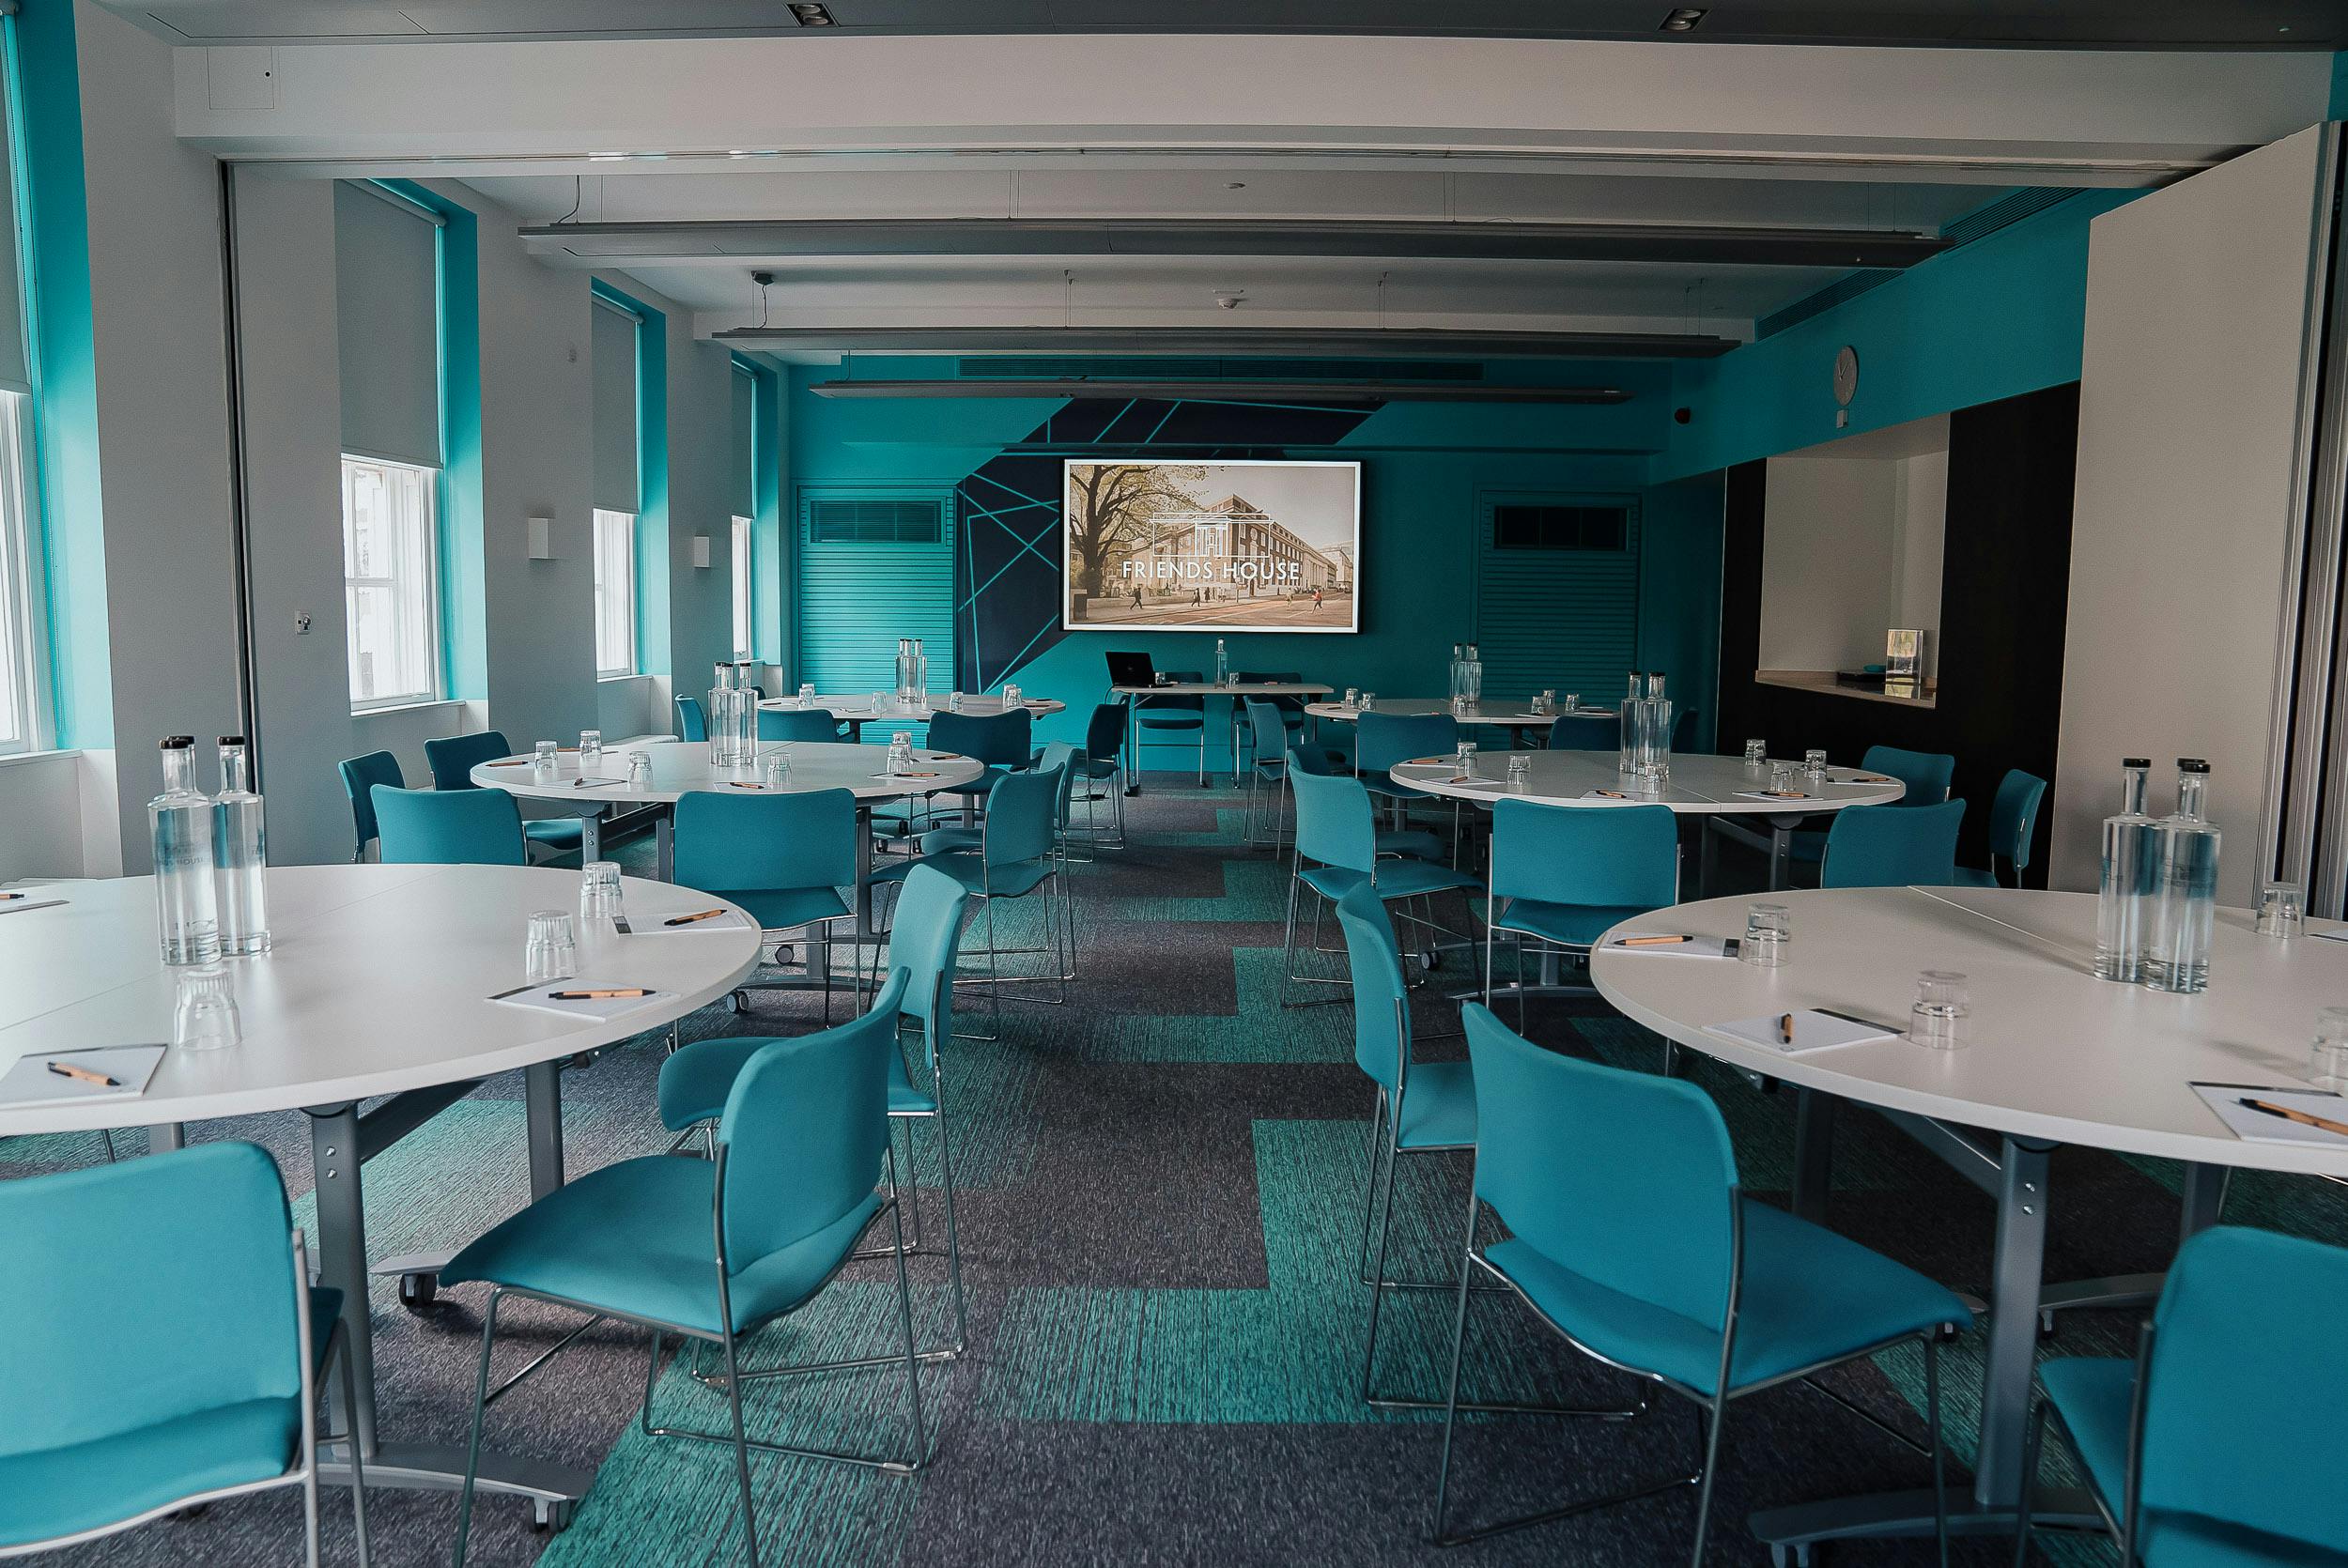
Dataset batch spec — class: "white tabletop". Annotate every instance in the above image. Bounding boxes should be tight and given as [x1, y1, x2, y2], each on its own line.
[759, 693, 1067, 721]
[1593, 884, 2348, 1176]
[471, 737, 985, 806]
[1305, 698, 1604, 727]
[0, 865, 762, 1136]
[1388, 749, 1908, 816]
[1113, 681, 1333, 697]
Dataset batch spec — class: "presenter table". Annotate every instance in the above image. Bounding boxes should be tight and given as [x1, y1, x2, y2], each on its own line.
[1592, 884, 2348, 1561]
[0, 864, 762, 1525]
[1388, 749, 1905, 889]
[1111, 680, 1334, 791]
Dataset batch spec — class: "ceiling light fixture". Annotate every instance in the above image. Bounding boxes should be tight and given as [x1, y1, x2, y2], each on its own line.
[788, 3, 836, 25]
[1660, 8, 1707, 30]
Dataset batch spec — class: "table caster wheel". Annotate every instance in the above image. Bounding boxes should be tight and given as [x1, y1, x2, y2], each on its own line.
[2039, 1307, 2060, 1341]
[532, 1499, 574, 1533]
[166, 1503, 213, 1523]
[731, 990, 750, 1013]
[398, 1270, 438, 1311]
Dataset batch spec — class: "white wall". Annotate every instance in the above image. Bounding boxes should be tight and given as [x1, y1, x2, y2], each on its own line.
[2051, 125, 2332, 904]
[1758, 456, 1899, 671]
[1891, 449, 1946, 679]
[0, 753, 85, 882]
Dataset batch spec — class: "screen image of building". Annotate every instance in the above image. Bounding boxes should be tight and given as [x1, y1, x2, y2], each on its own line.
[1110, 494, 1343, 601]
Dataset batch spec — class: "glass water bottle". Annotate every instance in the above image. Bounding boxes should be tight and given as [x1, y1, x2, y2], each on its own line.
[2144, 760, 2220, 994]
[1215, 638, 1229, 687]
[213, 736, 270, 956]
[2093, 758, 2155, 983]
[149, 736, 221, 965]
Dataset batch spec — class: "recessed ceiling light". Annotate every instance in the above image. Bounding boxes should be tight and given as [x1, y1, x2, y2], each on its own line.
[1660, 7, 1707, 30]
[789, 3, 836, 25]
[1226, 181, 1246, 190]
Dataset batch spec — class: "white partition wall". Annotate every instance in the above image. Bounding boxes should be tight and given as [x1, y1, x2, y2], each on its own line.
[2051, 124, 2337, 907]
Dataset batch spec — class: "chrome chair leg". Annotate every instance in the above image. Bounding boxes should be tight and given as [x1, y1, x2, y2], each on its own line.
[331, 1329, 374, 1568]
[451, 1289, 504, 1568]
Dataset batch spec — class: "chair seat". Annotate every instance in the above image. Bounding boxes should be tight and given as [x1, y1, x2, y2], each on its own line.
[1079, 759, 1120, 780]
[917, 825, 983, 855]
[1483, 1198, 1968, 1397]
[888, 1053, 938, 1115]
[1494, 897, 1659, 949]
[0, 1395, 299, 1547]
[1301, 858, 1482, 903]
[2039, 1355, 2133, 1510]
[731, 885, 851, 933]
[661, 1037, 937, 1126]
[872, 852, 1053, 899]
[1378, 828, 1444, 862]
[524, 818, 586, 851]
[1396, 1058, 1476, 1150]
[444, 1155, 879, 1337]
[1954, 865, 2000, 888]
[1366, 777, 1435, 803]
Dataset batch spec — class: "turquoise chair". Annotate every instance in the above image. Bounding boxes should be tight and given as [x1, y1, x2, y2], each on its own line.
[1070, 701, 1129, 853]
[1132, 670, 1207, 786]
[1433, 1005, 1967, 1560]
[1243, 699, 1294, 849]
[447, 971, 924, 1568]
[657, 864, 978, 1361]
[370, 784, 527, 866]
[672, 786, 859, 1020]
[0, 1142, 370, 1565]
[1958, 768, 2047, 888]
[1712, 743, 1956, 874]
[925, 707, 1034, 816]
[1356, 710, 1459, 807]
[337, 749, 402, 861]
[1283, 766, 1482, 1007]
[1819, 799, 1966, 888]
[1290, 743, 1442, 863]
[1233, 669, 1306, 776]
[2015, 1225, 2348, 1568]
[758, 706, 839, 742]
[1545, 713, 1619, 751]
[1483, 799, 1678, 1025]
[422, 730, 587, 861]
[675, 694, 706, 741]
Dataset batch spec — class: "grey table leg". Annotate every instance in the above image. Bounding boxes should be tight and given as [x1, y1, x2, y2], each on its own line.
[146, 1123, 185, 1154]
[655, 811, 674, 882]
[308, 1103, 375, 1453]
[579, 809, 602, 865]
[1769, 816, 1796, 890]
[2037, 1160, 2228, 1318]
[1789, 1087, 1837, 1223]
[524, 1058, 564, 1201]
[1125, 698, 1141, 795]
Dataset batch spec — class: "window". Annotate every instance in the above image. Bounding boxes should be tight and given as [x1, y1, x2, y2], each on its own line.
[342, 455, 440, 710]
[808, 498, 945, 545]
[1491, 502, 1630, 553]
[0, 395, 43, 754]
[730, 515, 753, 663]
[594, 508, 637, 678]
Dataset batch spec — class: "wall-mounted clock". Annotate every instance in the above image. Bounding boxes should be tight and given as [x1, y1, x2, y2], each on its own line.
[1832, 345, 1860, 407]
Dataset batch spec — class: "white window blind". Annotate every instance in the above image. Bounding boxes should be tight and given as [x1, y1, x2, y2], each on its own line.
[333, 182, 442, 469]
[594, 507, 637, 678]
[0, 70, 27, 397]
[731, 515, 752, 663]
[592, 299, 640, 515]
[730, 362, 756, 519]
[342, 455, 440, 709]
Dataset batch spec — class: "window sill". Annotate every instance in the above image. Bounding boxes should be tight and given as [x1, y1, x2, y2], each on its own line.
[597, 672, 651, 684]
[0, 746, 83, 771]
[352, 699, 465, 719]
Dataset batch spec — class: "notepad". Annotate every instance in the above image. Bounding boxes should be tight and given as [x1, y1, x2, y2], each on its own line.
[1605, 932, 1738, 959]
[636, 909, 755, 935]
[2191, 1083, 2348, 1146]
[1703, 1008, 1903, 1055]
[0, 1045, 166, 1108]
[1581, 788, 1638, 801]
[1736, 790, 1814, 802]
[490, 985, 676, 1022]
[0, 892, 66, 915]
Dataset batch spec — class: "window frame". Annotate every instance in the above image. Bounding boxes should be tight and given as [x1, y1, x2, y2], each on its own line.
[0, 392, 49, 755]
[594, 506, 639, 680]
[340, 452, 444, 714]
[730, 513, 753, 664]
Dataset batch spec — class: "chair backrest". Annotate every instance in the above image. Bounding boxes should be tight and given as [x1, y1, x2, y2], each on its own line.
[0, 1141, 302, 1464]
[718, 969, 908, 1271]
[1861, 744, 1956, 807]
[888, 862, 971, 1039]
[1490, 798, 1678, 910]
[1546, 713, 1619, 751]
[1034, 741, 1081, 825]
[758, 707, 839, 743]
[1334, 883, 1411, 1092]
[1142, 671, 1205, 716]
[1244, 699, 1290, 762]
[1289, 765, 1378, 874]
[1288, 742, 1347, 778]
[672, 786, 857, 896]
[1464, 1002, 1739, 1334]
[1356, 711, 1458, 776]
[339, 749, 404, 855]
[1819, 799, 1965, 888]
[983, 762, 1065, 869]
[929, 707, 1033, 767]
[423, 729, 513, 792]
[1988, 768, 2049, 874]
[1236, 671, 1305, 715]
[675, 694, 707, 742]
[1084, 701, 1127, 762]
[372, 784, 528, 865]
[2137, 1225, 2348, 1558]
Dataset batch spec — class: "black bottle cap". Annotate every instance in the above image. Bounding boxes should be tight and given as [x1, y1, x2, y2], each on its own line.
[2178, 758, 2210, 773]
[2123, 757, 2150, 768]
[161, 735, 193, 749]
[219, 734, 245, 747]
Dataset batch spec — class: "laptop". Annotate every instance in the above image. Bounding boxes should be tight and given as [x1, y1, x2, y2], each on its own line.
[1105, 651, 1156, 689]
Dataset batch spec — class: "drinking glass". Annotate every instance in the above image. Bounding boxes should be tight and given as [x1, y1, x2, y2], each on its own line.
[2258, 882, 2308, 940]
[797, 683, 816, 704]
[1360, 691, 1377, 710]
[1740, 903, 1789, 968]
[2313, 1007, 2348, 1091]
[626, 751, 654, 789]
[579, 861, 625, 925]
[579, 729, 603, 769]
[1910, 971, 1970, 1049]
[871, 690, 890, 715]
[172, 966, 241, 1051]
[525, 911, 577, 986]
[1507, 754, 1533, 786]
[1561, 693, 1579, 713]
[1745, 738, 1769, 766]
[1003, 684, 1023, 705]
[1539, 689, 1557, 715]
[1769, 762, 1799, 793]
[1454, 740, 1478, 776]
[948, 691, 965, 712]
[533, 739, 559, 777]
[763, 752, 792, 788]
[1343, 687, 1360, 710]
[1804, 748, 1830, 776]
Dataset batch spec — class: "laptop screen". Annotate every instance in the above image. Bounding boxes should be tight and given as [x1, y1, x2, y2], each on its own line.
[1104, 651, 1156, 688]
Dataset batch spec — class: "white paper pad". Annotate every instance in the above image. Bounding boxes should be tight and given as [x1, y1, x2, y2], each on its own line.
[0, 1045, 166, 1108]
[491, 985, 677, 1022]
[2192, 1083, 2348, 1146]
[635, 909, 755, 935]
[0, 897, 67, 916]
[1580, 788, 1642, 802]
[1704, 1007, 1902, 1055]
[1735, 790, 1815, 803]
[2311, 930, 2348, 946]
[1605, 932, 1738, 959]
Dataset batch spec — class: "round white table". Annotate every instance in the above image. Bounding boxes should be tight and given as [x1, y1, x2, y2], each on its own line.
[1591, 884, 2348, 1560]
[1388, 749, 1907, 890]
[0, 864, 762, 1524]
[1305, 697, 1599, 732]
[758, 692, 1066, 739]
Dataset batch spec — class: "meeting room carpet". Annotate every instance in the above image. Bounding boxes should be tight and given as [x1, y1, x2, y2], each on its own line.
[11, 774, 2348, 1567]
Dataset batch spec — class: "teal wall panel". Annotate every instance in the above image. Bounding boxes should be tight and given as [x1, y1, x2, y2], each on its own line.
[793, 488, 956, 700]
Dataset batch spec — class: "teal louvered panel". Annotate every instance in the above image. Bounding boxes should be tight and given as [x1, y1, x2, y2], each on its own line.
[794, 492, 956, 718]
[1474, 495, 1643, 701]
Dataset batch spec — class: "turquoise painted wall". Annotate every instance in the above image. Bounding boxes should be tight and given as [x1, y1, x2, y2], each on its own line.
[787, 360, 1724, 763]
[1655, 190, 2137, 482]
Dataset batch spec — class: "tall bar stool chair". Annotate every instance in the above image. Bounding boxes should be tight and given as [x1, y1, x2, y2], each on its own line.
[423, 730, 588, 864]
[1282, 765, 1482, 1007]
[1958, 768, 2047, 888]
[1132, 671, 1207, 786]
[1483, 799, 1678, 1025]
[672, 786, 862, 1020]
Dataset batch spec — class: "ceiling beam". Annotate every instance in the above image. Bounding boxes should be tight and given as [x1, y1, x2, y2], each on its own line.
[714, 325, 1738, 358]
[806, 377, 1633, 403]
